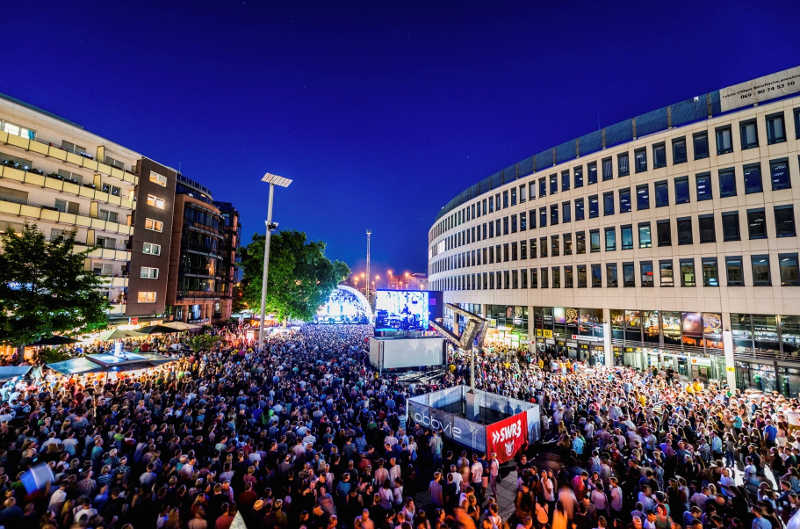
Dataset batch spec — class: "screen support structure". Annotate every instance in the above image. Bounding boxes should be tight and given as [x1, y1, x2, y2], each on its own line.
[430, 304, 488, 390]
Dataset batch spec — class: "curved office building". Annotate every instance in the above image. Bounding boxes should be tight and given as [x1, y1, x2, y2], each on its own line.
[427, 66, 800, 395]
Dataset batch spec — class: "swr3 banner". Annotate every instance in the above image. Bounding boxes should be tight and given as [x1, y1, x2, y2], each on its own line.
[485, 411, 527, 463]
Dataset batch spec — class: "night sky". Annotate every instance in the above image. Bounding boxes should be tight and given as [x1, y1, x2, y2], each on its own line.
[5, 2, 798, 278]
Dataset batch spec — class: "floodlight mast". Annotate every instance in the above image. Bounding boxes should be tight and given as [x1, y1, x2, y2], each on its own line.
[257, 173, 293, 352]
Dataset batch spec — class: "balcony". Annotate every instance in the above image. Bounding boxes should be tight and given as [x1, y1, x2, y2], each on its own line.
[0, 130, 138, 186]
[0, 198, 134, 239]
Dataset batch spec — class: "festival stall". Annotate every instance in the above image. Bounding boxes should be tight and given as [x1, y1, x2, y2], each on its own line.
[406, 385, 540, 462]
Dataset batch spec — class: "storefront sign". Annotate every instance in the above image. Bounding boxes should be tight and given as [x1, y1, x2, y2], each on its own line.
[485, 411, 527, 463]
[691, 356, 712, 367]
[720, 65, 800, 112]
[571, 334, 603, 342]
[545, 339, 554, 345]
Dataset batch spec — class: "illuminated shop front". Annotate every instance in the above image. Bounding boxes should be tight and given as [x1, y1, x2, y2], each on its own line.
[484, 305, 528, 350]
[732, 313, 800, 396]
[533, 307, 605, 365]
[610, 309, 726, 383]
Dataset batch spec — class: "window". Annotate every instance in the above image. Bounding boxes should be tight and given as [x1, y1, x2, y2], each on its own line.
[145, 218, 164, 232]
[150, 171, 168, 187]
[590, 229, 601, 252]
[770, 158, 791, 190]
[576, 231, 586, 254]
[591, 264, 602, 288]
[740, 119, 758, 149]
[695, 172, 712, 201]
[606, 263, 618, 287]
[722, 211, 741, 241]
[680, 258, 696, 287]
[146, 194, 166, 209]
[576, 265, 587, 288]
[587, 162, 597, 185]
[652, 142, 666, 168]
[529, 238, 537, 258]
[726, 256, 744, 286]
[657, 219, 671, 246]
[561, 170, 570, 191]
[563, 233, 572, 255]
[766, 112, 786, 144]
[520, 241, 527, 259]
[677, 217, 692, 245]
[659, 260, 674, 287]
[638, 222, 651, 248]
[95, 236, 117, 249]
[674, 176, 690, 204]
[636, 184, 649, 210]
[779, 253, 800, 286]
[796, 108, 800, 139]
[539, 207, 547, 227]
[635, 147, 647, 173]
[529, 210, 536, 229]
[702, 257, 719, 287]
[50, 228, 66, 241]
[101, 183, 121, 196]
[530, 268, 537, 288]
[140, 266, 159, 279]
[137, 291, 157, 303]
[618, 152, 629, 176]
[511, 242, 518, 260]
[511, 215, 517, 233]
[623, 262, 635, 287]
[55, 199, 80, 214]
[539, 237, 548, 257]
[503, 243, 509, 261]
[549, 174, 558, 195]
[717, 168, 736, 198]
[2, 120, 35, 139]
[551, 235, 559, 257]
[488, 197, 494, 213]
[561, 201, 571, 223]
[495, 194, 501, 210]
[654, 180, 668, 207]
[698, 214, 716, 243]
[510, 187, 517, 206]
[539, 177, 546, 197]
[672, 137, 687, 164]
[502, 190, 509, 208]
[693, 131, 709, 159]
[520, 268, 528, 288]
[747, 208, 767, 239]
[528, 182, 536, 200]
[751, 255, 771, 286]
[550, 204, 559, 226]
[588, 195, 598, 218]
[564, 265, 573, 288]
[551, 267, 560, 288]
[602, 157, 613, 180]
[743, 163, 763, 194]
[605, 227, 616, 251]
[640, 261, 654, 287]
[603, 191, 614, 216]
[541, 267, 549, 288]
[621, 225, 633, 250]
[618, 188, 631, 213]
[715, 125, 733, 154]
[574, 198, 584, 221]
[98, 209, 119, 223]
[775, 205, 796, 237]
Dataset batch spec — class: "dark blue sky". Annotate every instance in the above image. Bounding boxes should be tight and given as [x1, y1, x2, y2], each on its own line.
[5, 2, 798, 275]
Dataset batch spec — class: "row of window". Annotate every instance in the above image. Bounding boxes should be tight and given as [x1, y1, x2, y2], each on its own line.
[430, 108, 800, 244]
[436, 157, 794, 256]
[434, 253, 800, 291]
[430, 208, 796, 274]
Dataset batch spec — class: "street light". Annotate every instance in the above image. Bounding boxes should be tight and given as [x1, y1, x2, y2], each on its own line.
[258, 172, 293, 352]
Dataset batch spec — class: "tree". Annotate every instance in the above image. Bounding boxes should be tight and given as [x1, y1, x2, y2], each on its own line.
[186, 334, 221, 353]
[240, 230, 350, 322]
[0, 224, 109, 346]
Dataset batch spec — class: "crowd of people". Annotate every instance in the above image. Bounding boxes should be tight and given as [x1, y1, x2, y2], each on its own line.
[0, 323, 797, 529]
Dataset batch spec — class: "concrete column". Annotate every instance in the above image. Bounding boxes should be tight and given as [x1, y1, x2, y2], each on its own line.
[528, 306, 536, 354]
[723, 330, 736, 391]
[602, 308, 612, 366]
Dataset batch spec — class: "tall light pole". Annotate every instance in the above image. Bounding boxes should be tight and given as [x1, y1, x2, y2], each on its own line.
[365, 230, 371, 300]
[258, 172, 293, 352]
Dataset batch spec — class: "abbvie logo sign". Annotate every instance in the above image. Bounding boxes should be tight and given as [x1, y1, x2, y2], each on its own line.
[413, 411, 462, 438]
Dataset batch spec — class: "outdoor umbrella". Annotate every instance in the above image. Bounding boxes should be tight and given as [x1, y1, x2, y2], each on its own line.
[163, 321, 202, 331]
[138, 324, 181, 335]
[101, 329, 144, 341]
[29, 335, 78, 346]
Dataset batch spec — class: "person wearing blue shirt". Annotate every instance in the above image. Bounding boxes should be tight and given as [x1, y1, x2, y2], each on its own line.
[764, 418, 778, 447]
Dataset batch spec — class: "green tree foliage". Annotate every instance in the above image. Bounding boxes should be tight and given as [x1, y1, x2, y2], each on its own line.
[240, 230, 350, 322]
[0, 225, 109, 346]
[186, 334, 221, 353]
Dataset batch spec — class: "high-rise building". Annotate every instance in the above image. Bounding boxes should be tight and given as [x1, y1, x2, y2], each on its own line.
[0, 93, 241, 326]
[427, 65, 800, 396]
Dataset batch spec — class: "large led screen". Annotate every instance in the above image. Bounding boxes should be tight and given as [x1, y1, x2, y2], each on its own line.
[375, 290, 430, 331]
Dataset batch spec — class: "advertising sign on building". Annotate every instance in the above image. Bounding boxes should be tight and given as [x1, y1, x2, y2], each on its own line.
[485, 411, 528, 463]
[719, 65, 800, 112]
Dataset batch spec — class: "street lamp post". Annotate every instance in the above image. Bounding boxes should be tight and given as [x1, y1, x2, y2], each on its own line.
[258, 172, 293, 352]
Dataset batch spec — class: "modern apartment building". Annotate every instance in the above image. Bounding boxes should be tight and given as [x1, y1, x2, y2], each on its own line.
[214, 200, 242, 319]
[427, 66, 800, 396]
[0, 93, 240, 325]
[0, 94, 139, 319]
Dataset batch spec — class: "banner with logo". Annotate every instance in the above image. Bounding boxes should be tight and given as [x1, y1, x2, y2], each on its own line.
[485, 411, 528, 462]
